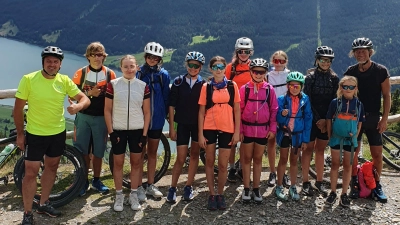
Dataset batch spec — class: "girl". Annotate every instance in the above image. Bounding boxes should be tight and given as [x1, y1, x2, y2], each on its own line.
[198, 56, 241, 210]
[104, 55, 151, 212]
[136, 42, 170, 200]
[265, 50, 291, 187]
[275, 72, 312, 201]
[225, 37, 253, 182]
[239, 58, 278, 203]
[167, 51, 206, 203]
[325, 76, 365, 207]
[302, 46, 339, 197]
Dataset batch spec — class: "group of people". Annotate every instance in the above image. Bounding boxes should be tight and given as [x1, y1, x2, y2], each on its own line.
[13, 36, 391, 224]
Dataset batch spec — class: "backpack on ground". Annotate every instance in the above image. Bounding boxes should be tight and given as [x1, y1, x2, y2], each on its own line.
[361, 161, 376, 190]
[357, 164, 372, 198]
[78, 66, 111, 90]
[205, 80, 235, 110]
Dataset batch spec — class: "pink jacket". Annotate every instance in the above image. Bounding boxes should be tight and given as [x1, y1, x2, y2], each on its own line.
[239, 81, 278, 138]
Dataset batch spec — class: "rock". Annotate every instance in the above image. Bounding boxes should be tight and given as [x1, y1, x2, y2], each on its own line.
[272, 219, 279, 224]
[7, 205, 12, 210]
[392, 218, 400, 223]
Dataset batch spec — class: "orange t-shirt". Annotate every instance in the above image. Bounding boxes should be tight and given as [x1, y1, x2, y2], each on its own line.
[198, 82, 241, 133]
[225, 62, 251, 89]
[288, 95, 300, 131]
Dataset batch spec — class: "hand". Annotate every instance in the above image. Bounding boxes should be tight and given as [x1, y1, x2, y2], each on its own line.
[377, 118, 387, 134]
[281, 109, 289, 117]
[17, 133, 26, 151]
[316, 119, 326, 130]
[301, 143, 307, 151]
[138, 135, 147, 148]
[232, 132, 240, 145]
[169, 128, 177, 141]
[90, 85, 101, 97]
[240, 133, 244, 142]
[67, 98, 82, 115]
[110, 132, 120, 145]
[198, 135, 208, 149]
[266, 131, 275, 140]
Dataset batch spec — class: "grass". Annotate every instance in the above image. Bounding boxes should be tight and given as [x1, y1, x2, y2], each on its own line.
[103, 50, 175, 70]
[286, 43, 300, 53]
[189, 35, 219, 46]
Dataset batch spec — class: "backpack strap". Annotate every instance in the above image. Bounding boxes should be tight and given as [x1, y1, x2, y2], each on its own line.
[244, 83, 270, 107]
[205, 81, 235, 110]
[79, 66, 88, 90]
[230, 63, 236, 81]
[105, 67, 111, 83]
[227, 80, 235, 108]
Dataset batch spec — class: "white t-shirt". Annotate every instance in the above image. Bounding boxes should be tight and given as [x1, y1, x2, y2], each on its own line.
[267, 68, 290, 98]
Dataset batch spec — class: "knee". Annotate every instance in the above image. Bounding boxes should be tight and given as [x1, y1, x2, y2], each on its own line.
[253, 157, 262, 165]
[218, 164, 227, 173]
[190, 151, 200, 160]
[331, 160, 340, 171]
[279, 156, 288, 165]
[175, 156, 185, 166]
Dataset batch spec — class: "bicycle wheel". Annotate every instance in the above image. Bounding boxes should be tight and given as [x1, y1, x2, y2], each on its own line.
[308, 146, 343, 188]
[0, 136, 20, 183]
[109, 132, 171, 189]
[382, 131, 400, 171]
[14, 144, 87, 208]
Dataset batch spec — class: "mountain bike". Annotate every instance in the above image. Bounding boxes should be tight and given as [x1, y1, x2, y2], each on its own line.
[0, 134, 19, 185]
[308, 131, 400, 188]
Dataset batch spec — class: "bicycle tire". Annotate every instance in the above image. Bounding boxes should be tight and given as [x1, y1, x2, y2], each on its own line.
[14, 144, 87, 208]
[382, 131, 400, 171]
[109, 132, 171, 189]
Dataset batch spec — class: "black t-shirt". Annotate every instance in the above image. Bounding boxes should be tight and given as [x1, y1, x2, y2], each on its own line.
[344, 62, 389, 113]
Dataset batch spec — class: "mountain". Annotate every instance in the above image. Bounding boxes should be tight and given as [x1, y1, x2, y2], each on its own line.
[1, 0, 400, 78]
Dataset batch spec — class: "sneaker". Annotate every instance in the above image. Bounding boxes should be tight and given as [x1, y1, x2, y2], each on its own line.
[283, 173, 291, 188]
[129, 191, 141, 211]
[314, 181, 328, 197]
[267, 172, 277, 187]
[235, 169, 243, 181]
[167, 187, 177, 203]
[275, 185, 288, 201]
[326, 191, 337, 205]
[241, 189, 251, 203]
[79, 179, 90, 197]
[340, 193, 351, 207]
[137, 186, 147, 202]
[207, 195, 217, 210]
[21, 212, 34, 225]
[113, 193, 124, 212]
[216, 195, 226, 210]
[372, 182, 388, 203]
[301, 181, 314, 196]
[36, 200, 61, 217]
[183, 186, 194, 201]
[227, 168, 237, 183]
[349, 178, 360, 199]
[91, 179, 110, 194]
[146, 184, 163, 198]
[252, 189, 263, 204]
[289, 185, 300, 201]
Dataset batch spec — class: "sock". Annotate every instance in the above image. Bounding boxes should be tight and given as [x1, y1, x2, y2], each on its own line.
[131, 189, 137, 194]
[229, 163, 235, 169]
[253, 188, 260, 197]
[93, 177, 100, 182]
[116, 190, 123, 195]
[244, 187, 250, 192]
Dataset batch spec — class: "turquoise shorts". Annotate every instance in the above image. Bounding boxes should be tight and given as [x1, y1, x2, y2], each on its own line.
[73, 112, 108, 158]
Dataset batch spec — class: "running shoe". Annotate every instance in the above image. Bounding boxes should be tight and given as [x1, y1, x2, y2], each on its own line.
[183, 186, 194, 201]
[325, 191, 337, 205]
[372, 182, 388, 203]
[340, 193, 351, 207]
[275, 185, 288, 201]
[289, 185, 300, 201]
[267, 172, 277, 187]
[166, 187, 177, 203]
[301, 181, 314, 196]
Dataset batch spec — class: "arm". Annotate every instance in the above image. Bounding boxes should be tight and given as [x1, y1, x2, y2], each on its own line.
[142, 98, 150, 136]
[162, 72, 171, 115]
[378, 77, 391, 133]
[104, 97, 114, 134]
[326, 119, 332, 139]
[14, 98, 27, 150]
[198, 105, 206, 149]
[276, 96, 287, 124]
[168, 106, 176, 141]
[268, 86, 278, 134]
[68, 92, 90, 115]
[232, 102, 241, 144]
[302, 95, 313, 144]
[303, 75, 321, 123]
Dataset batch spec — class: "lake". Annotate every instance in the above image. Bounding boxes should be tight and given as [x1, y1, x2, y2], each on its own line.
[0, 37, 176, 153]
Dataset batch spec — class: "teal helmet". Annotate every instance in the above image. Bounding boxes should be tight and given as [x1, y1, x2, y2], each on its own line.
[286, 71, 305, 84]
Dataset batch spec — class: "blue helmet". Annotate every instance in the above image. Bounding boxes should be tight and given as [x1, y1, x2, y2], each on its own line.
[185, 51, 205, 65]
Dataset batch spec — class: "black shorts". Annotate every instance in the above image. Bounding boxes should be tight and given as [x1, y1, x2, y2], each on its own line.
[357, 113, 382, 146]
[279, 136, 301, 149]
[330, 145, 352, 152]
[112, 129, 143, 155]
[177, 123, 198, 146]
[203, 130, 233, 149]
[25, 130, 66, 161]
[309, 123, 328, 141]
[242, 136, 268, 145]
[148, 129, 163, 139]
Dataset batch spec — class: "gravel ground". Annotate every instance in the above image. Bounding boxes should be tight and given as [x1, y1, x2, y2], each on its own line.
[1, 166, 400, 225]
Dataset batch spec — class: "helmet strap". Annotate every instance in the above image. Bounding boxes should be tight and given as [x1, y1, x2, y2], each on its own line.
[316, 64, 329, 73]
[42, 68, 59, 76]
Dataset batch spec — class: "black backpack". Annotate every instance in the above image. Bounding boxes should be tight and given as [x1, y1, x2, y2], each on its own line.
[205, 80, 235, 110]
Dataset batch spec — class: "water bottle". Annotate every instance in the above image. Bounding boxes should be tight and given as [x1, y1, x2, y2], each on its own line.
[0, 144, 15, 165]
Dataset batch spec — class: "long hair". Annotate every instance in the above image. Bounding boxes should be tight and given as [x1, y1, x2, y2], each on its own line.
[269, 50, 288, 67]
[337, 75, 358, 98]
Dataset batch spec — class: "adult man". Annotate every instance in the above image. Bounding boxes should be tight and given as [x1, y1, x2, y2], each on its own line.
[14, 46, 90, 225]
[344, 37, 391, 203]
[72, 42, 116, 196]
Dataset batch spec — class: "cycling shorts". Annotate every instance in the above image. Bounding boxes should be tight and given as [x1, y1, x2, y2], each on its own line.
[309, 123, 329, 141]
[242, 136, 268, 145]
[357, 113, 382, 146]
[25, 130, 66, 161]
[177, 123, 198, 146]
[203, 130, 233, 149]
[279, 136, 301, 149]
[112, 129, 144, 155]
[148, 129, 163, 139]
[330, 145, 352, 152]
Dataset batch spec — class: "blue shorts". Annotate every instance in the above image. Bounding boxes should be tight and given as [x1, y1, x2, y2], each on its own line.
[73, 112, 108, 158]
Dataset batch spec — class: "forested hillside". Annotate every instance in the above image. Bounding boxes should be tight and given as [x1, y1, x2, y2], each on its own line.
[1, 0, 400, 78]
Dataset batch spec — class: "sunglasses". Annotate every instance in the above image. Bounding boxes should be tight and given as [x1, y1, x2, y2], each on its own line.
[237, 50, 251, 55]
[318, 58, 332, 63]
[273, 59, 287, 64]
[288, 84, 301, 90]
[251, 70, 267, 75]
[90, 53, 105, 58]
[342, 85, 356, 90]
[147, 55, 161, 61]
[187, 63, 201, 69]
[211, 64, 226, 71]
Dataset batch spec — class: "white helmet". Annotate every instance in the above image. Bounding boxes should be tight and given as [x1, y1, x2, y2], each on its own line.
[235, 37, 254, 50]
[144, 42, 164, 57]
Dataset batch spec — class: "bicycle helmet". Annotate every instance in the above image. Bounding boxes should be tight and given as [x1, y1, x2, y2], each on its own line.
[144, 42, 164, 57]
[352, 37, 373, 50]
[41, 46, 64, 61]
[286, 71, 305, 84]
[235, 37, 254, 50]
[315, 46, 334, 59]
[250, 58, 269, 70]
[185, 51, 205, 65]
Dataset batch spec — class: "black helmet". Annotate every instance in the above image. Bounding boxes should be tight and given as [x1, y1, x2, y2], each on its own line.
[315, 46, 334, 59]
[352, 37, 373, 50]
[41, 46, 64, 61]
[250, 58, 269, 70]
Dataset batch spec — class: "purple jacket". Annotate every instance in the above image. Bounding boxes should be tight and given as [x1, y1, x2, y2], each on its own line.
[240, 81, 278, 138]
